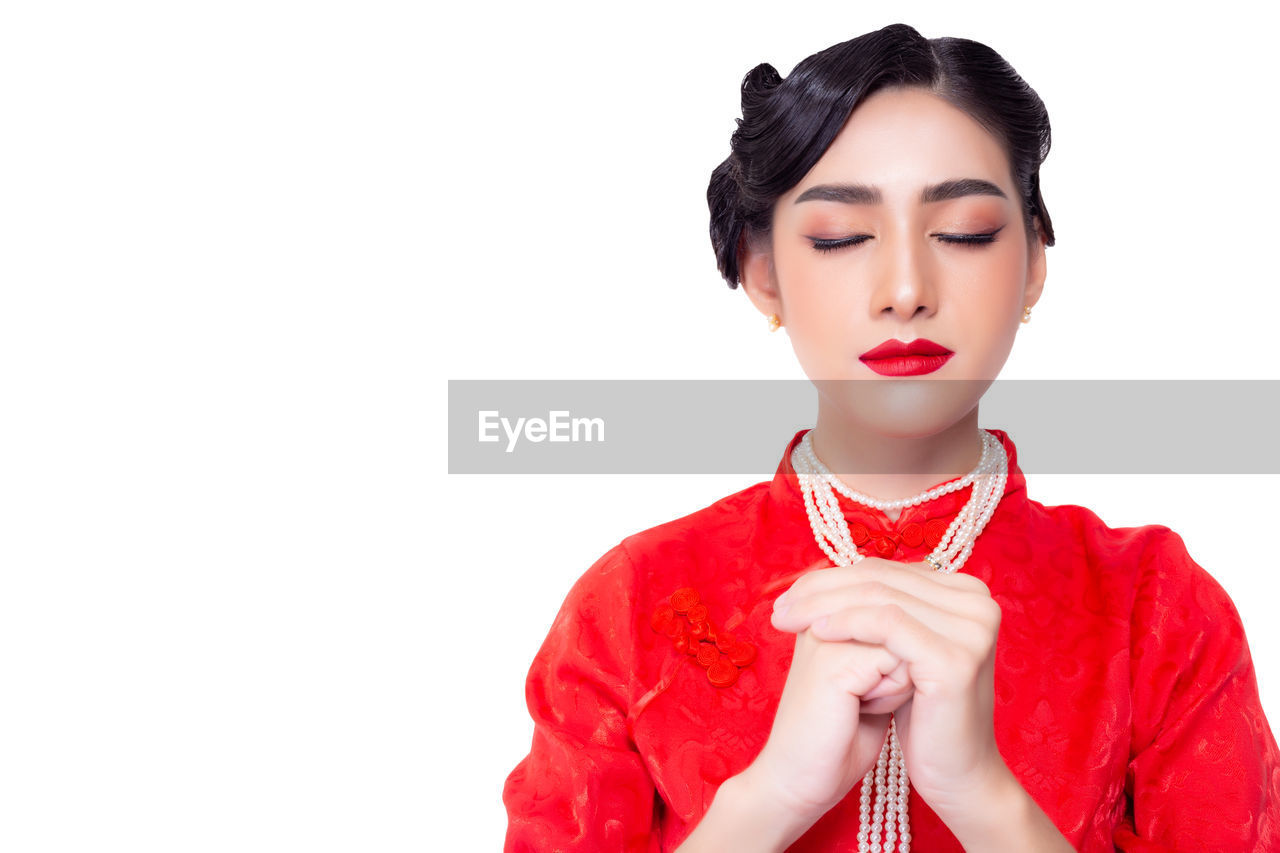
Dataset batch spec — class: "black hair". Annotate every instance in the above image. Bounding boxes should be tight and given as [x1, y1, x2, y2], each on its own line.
[708, 23, 1055, 288]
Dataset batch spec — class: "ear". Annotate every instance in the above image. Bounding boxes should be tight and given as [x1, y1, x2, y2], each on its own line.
[1023, 217, 1048, 310]
[739, 233, 784, 321]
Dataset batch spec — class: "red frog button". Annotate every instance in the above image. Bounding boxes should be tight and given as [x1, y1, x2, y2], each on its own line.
[652, 586, 757, 688]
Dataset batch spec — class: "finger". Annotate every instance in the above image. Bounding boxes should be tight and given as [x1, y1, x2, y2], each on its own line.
[863, 659, 912, 699]
[768, 563, 998, 625]
[797, 632, 916, 713]
[809, 603, 977, 679]
[805, 632, 905, 700]
[857, 657, 915, 713]
[860, 689, 913, 715]
[779, 558, 991, 610]
[805, 634, 915, 702]
[774, 581, 991, 655]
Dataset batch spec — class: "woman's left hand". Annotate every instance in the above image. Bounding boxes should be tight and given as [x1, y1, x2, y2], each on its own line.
[769, 556, 1008, 818]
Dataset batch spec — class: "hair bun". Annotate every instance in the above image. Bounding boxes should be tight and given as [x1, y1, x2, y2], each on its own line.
[740, 62, 783, 107]
[707, 158, 746, 288]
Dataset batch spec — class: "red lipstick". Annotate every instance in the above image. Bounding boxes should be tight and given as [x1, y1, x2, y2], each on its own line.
[859, 338, 953, 376]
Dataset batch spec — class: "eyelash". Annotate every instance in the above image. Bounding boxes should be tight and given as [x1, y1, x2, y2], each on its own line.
[810, 227, 1004, 254]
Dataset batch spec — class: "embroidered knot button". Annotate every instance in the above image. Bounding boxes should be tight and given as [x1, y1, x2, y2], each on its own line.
[651, 587, 756, 688]
[848, 516, 950, 558]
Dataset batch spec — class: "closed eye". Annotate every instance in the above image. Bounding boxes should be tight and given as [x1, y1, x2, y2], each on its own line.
[809, 225, 1005, 254]
[938, 226, 1004, 247]
[809, 235, 872, 254]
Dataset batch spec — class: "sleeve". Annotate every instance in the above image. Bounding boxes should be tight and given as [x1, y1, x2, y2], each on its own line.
[1114, 527, 1280, 851]
[503, 542, 664, 853]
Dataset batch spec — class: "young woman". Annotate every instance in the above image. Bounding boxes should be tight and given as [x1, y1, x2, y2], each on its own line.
[502, 23, 1280, 852]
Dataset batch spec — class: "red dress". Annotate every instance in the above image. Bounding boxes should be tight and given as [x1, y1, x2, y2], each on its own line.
[503, 428, 1280, 851]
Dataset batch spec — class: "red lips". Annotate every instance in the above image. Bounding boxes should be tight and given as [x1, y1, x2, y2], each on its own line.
[860, 338, 952, 360]
[859, 338, 953, 377]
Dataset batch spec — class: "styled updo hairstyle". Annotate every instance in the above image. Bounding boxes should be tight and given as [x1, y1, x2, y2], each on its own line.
[708, 23, 1055, 289]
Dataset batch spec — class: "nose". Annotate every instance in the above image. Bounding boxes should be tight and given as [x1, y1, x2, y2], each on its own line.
[870, 235, 937, 321]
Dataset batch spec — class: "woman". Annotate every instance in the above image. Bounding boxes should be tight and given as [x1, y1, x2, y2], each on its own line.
[502, 23, 1280, 851]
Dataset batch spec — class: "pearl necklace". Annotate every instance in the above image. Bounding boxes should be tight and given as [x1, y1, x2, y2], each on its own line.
[790, 429, 1008, 853]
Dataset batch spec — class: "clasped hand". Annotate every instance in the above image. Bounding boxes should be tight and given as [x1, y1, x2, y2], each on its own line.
[749, 556, 1006, 825]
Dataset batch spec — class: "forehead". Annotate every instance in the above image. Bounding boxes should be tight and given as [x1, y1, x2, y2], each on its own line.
[788, 86, 1013, 200]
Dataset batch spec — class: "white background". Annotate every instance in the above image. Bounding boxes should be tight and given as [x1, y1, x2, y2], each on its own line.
[2, 1, 1277, 851]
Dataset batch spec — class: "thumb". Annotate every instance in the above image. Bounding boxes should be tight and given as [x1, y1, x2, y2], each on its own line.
[863, 659, 913, 700]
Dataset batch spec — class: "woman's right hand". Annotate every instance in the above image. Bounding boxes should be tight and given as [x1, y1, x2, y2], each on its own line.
[741, 617, 915, 825]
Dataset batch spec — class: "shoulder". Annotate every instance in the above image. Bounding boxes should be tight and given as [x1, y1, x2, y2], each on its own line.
[1027, 499, 1209, 577]
[616, 479, 771, 576]
[1125, 523, 1244, 638]
[559, 480, 772, 617]
[1029, 498, 1170, 558]
[542, 482, 773, 685]
[1035, 500, 1242, 631]
[1014, 499, 1244, 627]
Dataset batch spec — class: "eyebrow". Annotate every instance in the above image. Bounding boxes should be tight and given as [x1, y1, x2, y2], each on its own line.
[794, 178, 1008, 205]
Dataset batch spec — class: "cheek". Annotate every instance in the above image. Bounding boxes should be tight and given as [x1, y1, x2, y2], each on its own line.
[958, 293, 1022, 375]
[962, 245, 1026, 317]
[952, 251, 1026, 370]
[775, 254, 858, 374]
[787, 309, 852, 381]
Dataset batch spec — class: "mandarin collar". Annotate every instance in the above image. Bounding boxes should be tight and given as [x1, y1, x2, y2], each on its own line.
[767, 426, 1028, 535]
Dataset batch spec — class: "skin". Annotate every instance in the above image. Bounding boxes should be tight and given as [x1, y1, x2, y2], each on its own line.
[676, 86, 1070, 851]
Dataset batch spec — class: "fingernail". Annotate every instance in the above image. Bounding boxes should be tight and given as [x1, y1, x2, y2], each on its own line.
[774, 591, 790, 611]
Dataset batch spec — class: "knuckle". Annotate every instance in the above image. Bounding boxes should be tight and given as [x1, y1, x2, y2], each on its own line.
[981, 598, 1004, 628]
[966, 624, 997, 658]
[834, 645, 892, 687]
[805, 622, 834, 645]
[957, 573, 991, 595]
[862, 579, 892, 600]
[879, 602, 908, 628]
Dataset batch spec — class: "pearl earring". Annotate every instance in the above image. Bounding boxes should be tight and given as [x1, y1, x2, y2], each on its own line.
[1021, 306, 1032, 324]
[767, 314, 782, 332]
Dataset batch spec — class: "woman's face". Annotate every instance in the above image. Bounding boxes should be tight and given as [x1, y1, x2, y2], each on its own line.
[742, 85, 1047, 437]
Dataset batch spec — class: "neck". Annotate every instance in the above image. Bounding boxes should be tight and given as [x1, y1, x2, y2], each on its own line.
[807, 405, 984, 511]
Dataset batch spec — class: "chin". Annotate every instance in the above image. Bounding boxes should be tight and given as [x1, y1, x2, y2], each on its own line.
[814, 376, 990, 442]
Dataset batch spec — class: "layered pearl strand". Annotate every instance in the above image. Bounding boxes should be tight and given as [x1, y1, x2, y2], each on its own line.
[790, 429, 1008, 853]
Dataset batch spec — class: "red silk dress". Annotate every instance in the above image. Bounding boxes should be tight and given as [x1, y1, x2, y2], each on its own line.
[504, 428, 1280, 851]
